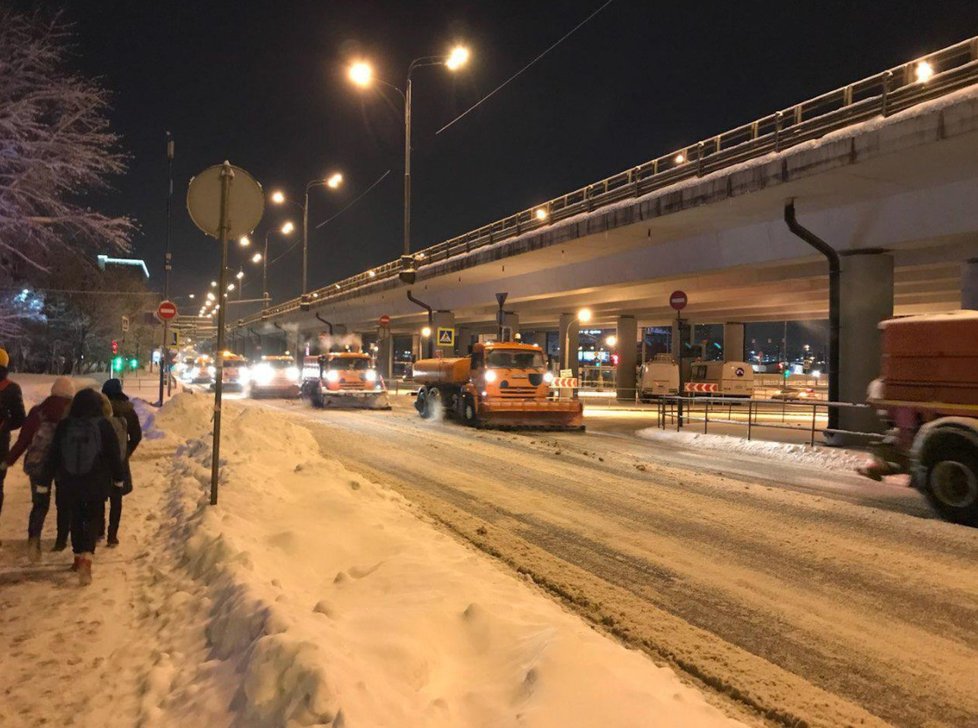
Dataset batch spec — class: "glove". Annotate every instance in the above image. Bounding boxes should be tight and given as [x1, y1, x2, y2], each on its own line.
[0, 461, 8, 472]
[113, 481, 124, 489]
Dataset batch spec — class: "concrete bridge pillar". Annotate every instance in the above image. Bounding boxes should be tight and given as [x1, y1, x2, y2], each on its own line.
[457, 326, 476, 354]
[615, 315, 637, 401]
[723, 323, 745, 362]
[432, 311, 456, 357]
[376, 331, 393, 380]
[558, 313, 580, 378]
[501, 312, 519, 342]
[963, 257, 978, 309]
[838, 249, 893, 434]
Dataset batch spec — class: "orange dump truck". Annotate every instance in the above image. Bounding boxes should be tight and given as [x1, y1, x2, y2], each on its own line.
[412, 341, 584, 430]
[868, 310, 978, 525]
[300, 352, 391, 409]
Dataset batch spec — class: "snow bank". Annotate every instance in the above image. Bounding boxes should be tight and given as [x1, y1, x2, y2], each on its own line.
[143, 392, 745, 727]
[637, 428, 868, 471]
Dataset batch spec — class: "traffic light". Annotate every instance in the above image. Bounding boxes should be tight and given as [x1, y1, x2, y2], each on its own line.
[111, 339, 119, 354]
[129, 358, 139, 370]
[112, 356, 124, 372]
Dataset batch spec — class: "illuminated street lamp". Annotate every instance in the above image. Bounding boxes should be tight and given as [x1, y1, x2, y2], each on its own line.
[210, 280, 217, 288]
[577, 307, 592, 324]
[235, 270, 244, 280]
[251, 252, 262, 264]
[348, 44, 471, 256]
[239, 236, 250, 247]
[421, 326, 432, 338]
[605, 335, 617, 348]
[915, 60, 934, 83]
[261, 219, 296, 308]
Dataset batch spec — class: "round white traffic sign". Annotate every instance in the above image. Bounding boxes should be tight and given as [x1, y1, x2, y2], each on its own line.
[157, 300, 177, 320]
[187, 162, 264, 240]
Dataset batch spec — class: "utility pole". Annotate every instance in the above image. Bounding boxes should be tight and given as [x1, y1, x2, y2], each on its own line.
[158, 132, 174, 405]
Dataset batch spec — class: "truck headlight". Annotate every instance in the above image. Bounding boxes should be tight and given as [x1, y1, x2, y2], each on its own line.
[207, 366, 216, 377]
[325, 369, 339, 383]
[484, 370, 497, 383]
[365, 369, 377, 382]
[543, 371, 554, 384]
[286, 366, 300, 382]
[239, 367, 251, 384]
[253, 363, 274, 386]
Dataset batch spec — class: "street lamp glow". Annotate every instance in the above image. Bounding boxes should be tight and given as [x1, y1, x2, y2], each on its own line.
[239, 236, 250, 247]
[206, 292, 216, 301]
[605, 335, 617, 348]
[445, 46, 470, 71]
[421, 326, 432, 338]
[534, 208, 548, 221]
[251, 252, 263, 263]
[188, 294, 195, 299]
[210, 280, 217, 288]
[348, 60, 373, 88]
[281, 221, 295, 235]
[915, 60, 934, 83]
[577, 307, 592, 323]
[368, 270, 376, 278]
[271, 190, 285, 204]
[326, 172, 343, 189]
[236, 270, 244, 280]
[674, 153, 685, 164]
[227, 283, 235, 292]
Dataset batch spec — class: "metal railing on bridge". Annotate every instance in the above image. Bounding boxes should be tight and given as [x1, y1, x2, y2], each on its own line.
[243, 36, 978, 327]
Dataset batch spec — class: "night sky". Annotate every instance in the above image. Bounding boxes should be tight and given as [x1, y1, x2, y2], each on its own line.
[18, 1, 978, 309]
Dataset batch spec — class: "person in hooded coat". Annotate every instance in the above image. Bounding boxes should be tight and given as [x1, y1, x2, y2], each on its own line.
[40, 388, 125, 585]
[0, 347, 26, 544]
[3, 377, 74, 560]
[100, 378, 141, 546]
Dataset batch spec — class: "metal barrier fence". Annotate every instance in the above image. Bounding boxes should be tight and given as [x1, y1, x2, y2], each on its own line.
[653, 395, 878, 447]
[240, 36, 978, 326]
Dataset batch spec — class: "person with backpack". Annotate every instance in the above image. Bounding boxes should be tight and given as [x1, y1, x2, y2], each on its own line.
[2, 377, 74, 560]
[100, 379, 141, 547]
[0, 347, 27, 546]
[39, 388, 125, 585]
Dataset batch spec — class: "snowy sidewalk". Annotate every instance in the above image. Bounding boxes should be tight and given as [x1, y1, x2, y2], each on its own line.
[0, 388, 750, 727]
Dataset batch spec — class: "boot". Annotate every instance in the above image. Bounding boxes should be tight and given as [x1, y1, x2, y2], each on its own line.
[77, 554, 92, 586]
[27, 537, 41, 563]
[52, 540, 67, 552]
[71, 556, 81, 572]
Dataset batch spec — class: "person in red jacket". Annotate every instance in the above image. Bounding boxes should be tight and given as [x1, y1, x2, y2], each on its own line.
[3, 377, 74, 561]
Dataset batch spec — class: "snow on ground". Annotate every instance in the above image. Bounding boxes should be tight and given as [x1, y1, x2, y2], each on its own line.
[0, 383, 749, 727]
[637, 427, 870, 471]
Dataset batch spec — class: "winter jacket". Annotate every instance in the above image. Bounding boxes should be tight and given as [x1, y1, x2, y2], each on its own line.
[40, 416, 125, 502]
[0, 376, 26, 461]
[6, 395, 71, 467]
[106, 393, 141, 493]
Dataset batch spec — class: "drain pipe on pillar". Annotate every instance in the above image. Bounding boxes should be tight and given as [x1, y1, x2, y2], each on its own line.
[406, 290, 434, 359]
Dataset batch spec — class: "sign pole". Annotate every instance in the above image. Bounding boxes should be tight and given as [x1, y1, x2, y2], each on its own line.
[677, 308, 683, 429]
[210, 163, 233, 506]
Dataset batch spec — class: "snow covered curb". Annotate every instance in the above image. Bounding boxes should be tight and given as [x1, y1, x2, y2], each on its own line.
[142, 393, 746, 727]
[636, 428, 869, 471]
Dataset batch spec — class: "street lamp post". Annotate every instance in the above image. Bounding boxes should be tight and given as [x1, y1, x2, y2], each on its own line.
[349, 46, 469, 257]
[262, 220, 294, 308]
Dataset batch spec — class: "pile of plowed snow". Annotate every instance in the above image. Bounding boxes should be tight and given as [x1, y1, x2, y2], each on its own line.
[139, 392, 746, 727]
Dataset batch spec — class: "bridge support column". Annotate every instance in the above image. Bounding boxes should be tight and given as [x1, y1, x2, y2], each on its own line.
[432, 311, 456, 357]
[558, 314, 579, 378]
[723, 323, 745, 362]
[376, 332, 393, 380]
[501, 312, 519, 342]
[838, 249, 893, 434]
[457, 325, 476, 354]
[963, 257, 978, 309]
[615, 315, 637, 401]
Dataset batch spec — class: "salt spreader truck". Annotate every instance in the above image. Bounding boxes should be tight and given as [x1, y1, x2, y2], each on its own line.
[866, 310, 978, 526]
[301, 352, 391, 409]
[412, 341, 584, 430]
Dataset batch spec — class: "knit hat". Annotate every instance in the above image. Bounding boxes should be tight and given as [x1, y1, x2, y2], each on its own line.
[0, 348, 8, 367]
[102, 378, 124, 397]
[51, 377, 75, 399]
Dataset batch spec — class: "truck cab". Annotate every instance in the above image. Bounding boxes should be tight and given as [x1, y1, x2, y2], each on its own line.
[301, 352, 390, 409]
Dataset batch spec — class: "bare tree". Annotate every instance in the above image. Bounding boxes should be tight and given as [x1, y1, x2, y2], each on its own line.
[0, 9, 133, 288]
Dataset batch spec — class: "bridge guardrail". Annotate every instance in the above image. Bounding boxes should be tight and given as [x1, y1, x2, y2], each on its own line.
[242, 36, 978, 328]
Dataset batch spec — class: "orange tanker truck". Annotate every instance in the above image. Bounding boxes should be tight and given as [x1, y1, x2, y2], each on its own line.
[412, 341, 584, 430]
[864, 310, 978, 526]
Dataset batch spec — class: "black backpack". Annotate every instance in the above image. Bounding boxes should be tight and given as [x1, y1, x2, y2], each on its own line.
[62, 418, 103, 477]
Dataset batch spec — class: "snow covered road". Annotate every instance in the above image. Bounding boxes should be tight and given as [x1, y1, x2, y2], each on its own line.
[250, 396, 978, 728]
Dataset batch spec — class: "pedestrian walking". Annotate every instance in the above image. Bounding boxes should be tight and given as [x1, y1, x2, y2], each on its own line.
[39, 388, 125, 586]
[100, 379, 141, 547]
[3, 377, 74, 560]
[0, 347, 26, 546]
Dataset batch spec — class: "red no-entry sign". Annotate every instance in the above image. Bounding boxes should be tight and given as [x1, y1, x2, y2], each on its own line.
[378, 314, 391, 327]
[157, 300, 178, 320]
[669, 290, 688, 311]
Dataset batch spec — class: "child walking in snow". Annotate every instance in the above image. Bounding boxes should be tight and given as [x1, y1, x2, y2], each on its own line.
[39, 388, 125, 585]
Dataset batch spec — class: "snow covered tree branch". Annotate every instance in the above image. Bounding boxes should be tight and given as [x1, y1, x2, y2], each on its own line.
[0, 9, 134, 286]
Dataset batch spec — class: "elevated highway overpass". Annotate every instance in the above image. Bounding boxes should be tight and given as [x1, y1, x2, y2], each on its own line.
[228, 37, 978, 430]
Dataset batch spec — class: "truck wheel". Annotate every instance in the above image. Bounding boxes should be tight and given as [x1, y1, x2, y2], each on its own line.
[461, 395, 478, 426]
[924, 446, 978, 527]
[415, 388, 429, 417]
[422, 387, 441, 419]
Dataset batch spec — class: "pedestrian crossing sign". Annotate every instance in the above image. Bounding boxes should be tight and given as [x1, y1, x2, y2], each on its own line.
[437, 327, 455, 346]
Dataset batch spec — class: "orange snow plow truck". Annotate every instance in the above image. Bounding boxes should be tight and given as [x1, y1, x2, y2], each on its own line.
[413, 341, 584, 430]
[868, 310, 978, 526]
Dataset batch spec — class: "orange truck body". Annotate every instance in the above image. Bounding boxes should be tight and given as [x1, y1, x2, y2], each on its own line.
[412, 341, 584, 430]
[301, 352, 390, 409]
[870, 311, 978, 526]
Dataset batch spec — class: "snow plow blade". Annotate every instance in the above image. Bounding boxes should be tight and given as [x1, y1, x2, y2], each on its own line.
[478, 399, 584, 431]
[319, 391, 391, 410]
